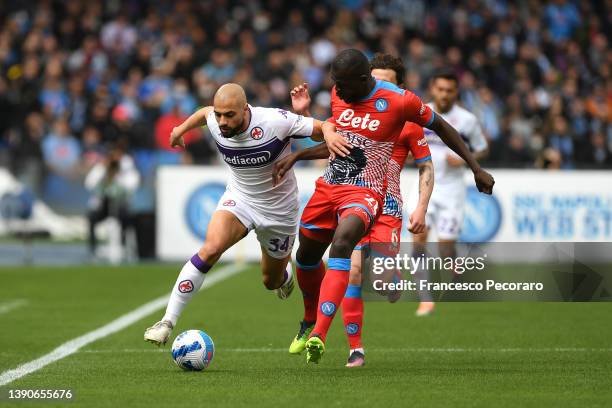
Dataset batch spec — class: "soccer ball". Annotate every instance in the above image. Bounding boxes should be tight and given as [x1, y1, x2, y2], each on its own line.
[171, 330, 215, 371]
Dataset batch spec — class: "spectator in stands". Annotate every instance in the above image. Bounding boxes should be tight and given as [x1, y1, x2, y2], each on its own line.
[84, 142, 140, 257]
[8, 112, 46, 195]
[155, 102, 200, 155]
[0, 0, 610, 216]
[501, 133, 534, 168]
[81, 125, 105, 170]
[544, 0, 581, 43]
[548, 116, 575, 169]
[106, 104, 151, 149]
[536, 147, 563, 170]
[41, 118, 81, 178]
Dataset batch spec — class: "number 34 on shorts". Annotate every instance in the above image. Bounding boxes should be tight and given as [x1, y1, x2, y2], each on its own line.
[268, 236, 291, 253]
[262, 233, 295, 258]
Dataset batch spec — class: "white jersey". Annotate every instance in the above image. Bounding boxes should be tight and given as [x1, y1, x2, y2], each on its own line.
[206, 106, 314, 220]
[424, 103, 487, 189]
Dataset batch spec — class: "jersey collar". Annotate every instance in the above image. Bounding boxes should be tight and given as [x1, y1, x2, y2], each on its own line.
[358, 78, 381, 102]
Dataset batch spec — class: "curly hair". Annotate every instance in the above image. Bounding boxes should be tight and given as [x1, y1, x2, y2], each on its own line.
[369, 53, 406, 86]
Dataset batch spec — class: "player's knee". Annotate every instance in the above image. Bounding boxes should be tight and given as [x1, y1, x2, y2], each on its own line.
[330, 236, 355, 258]
[296, 246, 319, 266]
[198, 241, 223, 263]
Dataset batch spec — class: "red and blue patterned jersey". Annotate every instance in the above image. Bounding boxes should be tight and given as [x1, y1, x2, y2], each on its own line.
[383, 123, 431, 218]
[323, 79, 434, 198]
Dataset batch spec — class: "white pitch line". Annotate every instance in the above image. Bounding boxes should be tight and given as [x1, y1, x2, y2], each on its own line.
[0, 299, 28, 315]
[0, 263, 248, 387]
[80, 347, 612, 354]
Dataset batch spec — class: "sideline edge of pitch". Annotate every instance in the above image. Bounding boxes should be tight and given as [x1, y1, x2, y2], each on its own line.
[0, 263, 248, 387]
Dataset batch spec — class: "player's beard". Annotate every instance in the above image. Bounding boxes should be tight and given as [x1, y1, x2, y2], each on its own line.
[219, 125, 241, 138]
[435, 97, 456, 113]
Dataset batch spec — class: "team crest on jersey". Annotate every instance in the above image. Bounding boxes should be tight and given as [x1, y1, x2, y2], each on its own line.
[250, 127, 264, 140]
[222, 199, 236, 207]
[375, 98, 388, 112]
[417, 137, 428, 146]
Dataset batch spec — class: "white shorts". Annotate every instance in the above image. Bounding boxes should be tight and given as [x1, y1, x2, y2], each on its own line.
[215, 190, 297, 259]
[407, 185, 466, 240]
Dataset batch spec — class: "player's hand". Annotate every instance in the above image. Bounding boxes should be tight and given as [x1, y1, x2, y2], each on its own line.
[323, 129, 351, 160]
[290, 83, 311, 115]
[272, 153, 298, 186]
[408, 207, 427, 234]
[446, 154, 465, 167]
[170, 126, 185, 149]
[473, 168, 495, 195]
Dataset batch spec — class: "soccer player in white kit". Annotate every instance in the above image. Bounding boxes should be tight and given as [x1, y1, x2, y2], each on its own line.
[407, 70, 488, 316]
[144, 83, 325, 345]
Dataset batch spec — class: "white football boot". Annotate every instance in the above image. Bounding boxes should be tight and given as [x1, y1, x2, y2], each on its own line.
[415, 302, 435, 317]
[276, 262, 295, 300]
[144, 320, 173, 346]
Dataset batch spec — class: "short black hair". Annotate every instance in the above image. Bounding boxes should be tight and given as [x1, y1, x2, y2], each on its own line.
[369, 53, 406, 86]
[331, 49, 370, 77]
[431, 69, 459, 84]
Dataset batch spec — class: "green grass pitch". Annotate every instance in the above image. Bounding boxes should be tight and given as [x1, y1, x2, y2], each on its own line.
[0, 264, 611, 407]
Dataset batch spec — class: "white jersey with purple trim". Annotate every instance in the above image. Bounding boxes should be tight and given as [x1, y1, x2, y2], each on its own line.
[424, 103, 487, 189]
[407, 103, 487, 240]
[206, 105, 314, 221]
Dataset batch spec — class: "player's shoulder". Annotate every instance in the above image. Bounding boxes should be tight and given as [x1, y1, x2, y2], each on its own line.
[452, 104, 479, 122]
[251, 106, 296, 124]
[205, 105, 216, 119]
[374, 80, 405, 98]
[251, 105, 279, 118]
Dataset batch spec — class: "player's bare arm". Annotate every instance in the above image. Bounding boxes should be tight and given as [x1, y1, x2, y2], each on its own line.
[409, 160, 434, 234]
[322, 121, 351, 160]
[310, 119, 325, 142]
[170, 106, 213, 148]
[428, 114, 495, 194]
[272, 142, 329, 186]
[447, 147, 489, 167]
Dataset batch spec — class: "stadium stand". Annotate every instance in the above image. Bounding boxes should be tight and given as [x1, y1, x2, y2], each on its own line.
[0, 0, 609, 231]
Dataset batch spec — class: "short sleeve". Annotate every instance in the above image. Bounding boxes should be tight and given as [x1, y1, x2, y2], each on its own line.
[402, 90, 434, 128]
[403, 123, 431, 163]
[275, 109, 314, 140]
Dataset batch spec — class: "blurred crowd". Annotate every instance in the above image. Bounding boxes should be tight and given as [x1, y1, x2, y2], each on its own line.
[0, 0, 611, 204]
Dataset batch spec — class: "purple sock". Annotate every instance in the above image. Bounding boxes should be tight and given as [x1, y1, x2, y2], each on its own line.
[190, 254, 212, 273]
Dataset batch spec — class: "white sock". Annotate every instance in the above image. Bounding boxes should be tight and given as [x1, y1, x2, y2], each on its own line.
[350, 348, 365, 355]
[162, 255, 210, 326]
